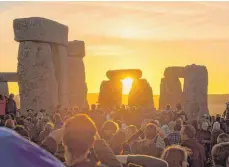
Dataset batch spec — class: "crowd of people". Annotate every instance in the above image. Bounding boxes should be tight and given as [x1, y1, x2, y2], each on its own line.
[0, 93, 229, 167]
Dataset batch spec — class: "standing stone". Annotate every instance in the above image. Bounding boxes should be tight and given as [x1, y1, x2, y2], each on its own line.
[17, 41, 58, 114]
[128, 79, 154, 107]
[98, 80, 122, 108]
[159, 76, 182, 109]
[67, 40, 87, 108]
[68, 57, 86, 108]
[0, 82, 9, 96]
[51, 44, 69, 108]
[183, 64, 208, 121]
[159, 78, 166, 110]
[159, 67, 184, 109]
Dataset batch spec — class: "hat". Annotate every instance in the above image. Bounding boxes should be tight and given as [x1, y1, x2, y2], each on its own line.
[0, 128, 64, 167]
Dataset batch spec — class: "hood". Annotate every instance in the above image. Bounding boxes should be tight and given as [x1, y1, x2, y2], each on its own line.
[0, 127, 64, 167]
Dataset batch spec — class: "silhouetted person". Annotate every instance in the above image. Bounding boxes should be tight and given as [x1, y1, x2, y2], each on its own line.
[6, 94, 17, 115]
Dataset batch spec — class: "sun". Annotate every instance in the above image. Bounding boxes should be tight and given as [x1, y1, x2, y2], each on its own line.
[121, 77, 133, 95]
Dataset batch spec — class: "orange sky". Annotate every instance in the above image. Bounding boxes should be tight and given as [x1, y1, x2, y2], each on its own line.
[0, 2, 229, 95]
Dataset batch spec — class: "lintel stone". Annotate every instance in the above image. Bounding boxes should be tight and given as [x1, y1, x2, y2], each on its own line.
[0, 72, 18, 82]
[13, 17, 68, 46]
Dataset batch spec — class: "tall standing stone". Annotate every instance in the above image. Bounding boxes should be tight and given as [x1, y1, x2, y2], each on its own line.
[67, 40, 87, 108]
[98, 80, 122, 108]
[159, 67, 184, 109]
[13, 17, 68, 114]
[17, 41, 59, 113]
[51, 44, 69, 108]
[183, 64, 208, 121]
[128, 79, 154, 107]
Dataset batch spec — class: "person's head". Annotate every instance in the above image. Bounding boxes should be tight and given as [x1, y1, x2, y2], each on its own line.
[162, 125, 171, 135]
[26, 109, 34, 116]
[216, 116, 221, 122]
[9, 94, 14, 99]
[174, 123, 182, 131]
[180, 125, 196, 142]
[44, 122, 54, 132]
[53, 113, 62, 124]
[144, 123, 157, 140]
[14, 125, 29, 139]
[161, 145, 189, 167]
[121, 104, 125, 110]
[100, 120, 119, 139]
[126, 125, 138, 139]
[5, 119, 15, 129]
[110, 130, 126, 155]
[213, 122, 221, 131]
[0, 94, 3, 100]
[63, 114, 97, 164]
[180, 115, 186, 122]
[40, 109, 45, 113]
[168, 121, 176, 132]
[91, 104, 96, 111]
[217, 133, 229, 144]
[15, 117, 24, 126]
[166, 104, 171, 110]
[176, 103, 182, 110]
[201, 121, 209, 131]
[73, 107, 79, 113]
[4, 114, 12, 122]
[212, 142, 229, 167]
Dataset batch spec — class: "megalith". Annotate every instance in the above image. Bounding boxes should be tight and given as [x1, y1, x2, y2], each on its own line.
[98, 80, 122, 108]
[159, 67, 184, 109]
[183, 64, 208, 121]
[13, 17, 68, 114]
[67, 40, 87, 108]
[128, 79, 154, 107]
[17, 41, 59, 113]
[99, 69, 154, 108]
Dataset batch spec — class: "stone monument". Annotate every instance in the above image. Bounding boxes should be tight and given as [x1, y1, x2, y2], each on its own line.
[13, 17, 68, 113]
[98, 69, 154, 108]
[159, 64, 209, 120]
[67, 40, 87, 108]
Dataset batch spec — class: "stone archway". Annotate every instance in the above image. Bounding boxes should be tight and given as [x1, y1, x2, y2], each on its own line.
[98, 69, 154, 108]
[159, 64, 209, 121]
[0, 73, 19, 96]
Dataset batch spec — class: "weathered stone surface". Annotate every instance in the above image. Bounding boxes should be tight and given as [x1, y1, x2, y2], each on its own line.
[51, 44, 69, 108]
[183, 64, 208, 120]
[0, 82, 9, 96]
[0, 73, 18, 82]
[14, 17, 68, 46]
[164, 66, 185, 78]
[106, 69, 142, 80]
[159, 77, 182, 109]
[17, 41, 59, 114]
[128, 79, 154, 107]
[98, 80, 122, 108]
[68, 40, 85, 58]
[68, 57, 87, 108]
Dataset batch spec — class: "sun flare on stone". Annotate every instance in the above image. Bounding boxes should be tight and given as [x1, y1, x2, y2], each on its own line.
[121, 77, 133, 95]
